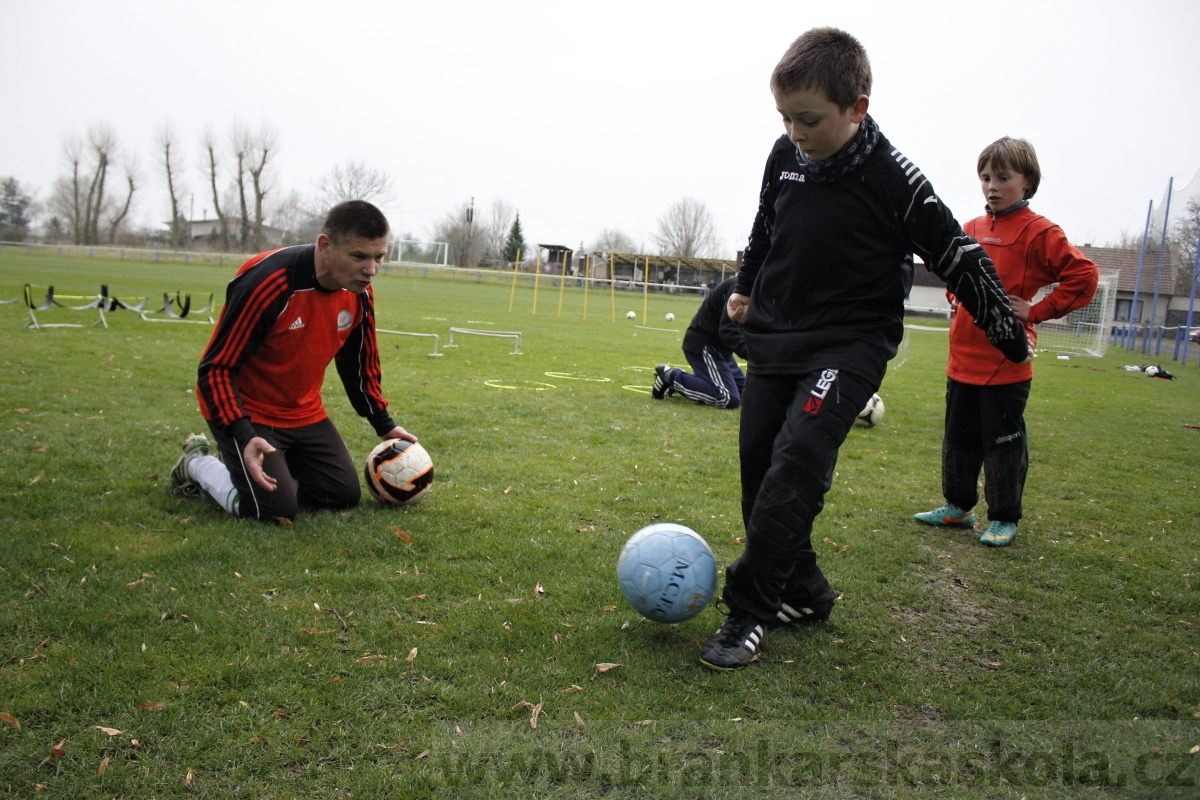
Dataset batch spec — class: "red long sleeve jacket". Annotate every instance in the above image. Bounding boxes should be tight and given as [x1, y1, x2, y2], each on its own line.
[196, 245, 394, 448]
[950, 205, 1099, 385]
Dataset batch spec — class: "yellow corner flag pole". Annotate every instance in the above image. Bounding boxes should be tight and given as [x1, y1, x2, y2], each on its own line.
[508, 248, 521, 313]
[556, 250, 569, 317]
[582, 254, 591, 320]
[609, 254, 617, 322]
[641, 256, 650, 321]
[532, 249, 542, 315]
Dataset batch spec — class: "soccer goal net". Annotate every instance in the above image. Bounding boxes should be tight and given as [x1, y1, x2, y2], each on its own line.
[390, 240, 450, 266]
[1031, 269, 1119, 358]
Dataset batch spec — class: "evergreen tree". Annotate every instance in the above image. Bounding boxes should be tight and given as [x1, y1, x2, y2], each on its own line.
[0, 178, 35, 241]
[503, 213, 526, 263]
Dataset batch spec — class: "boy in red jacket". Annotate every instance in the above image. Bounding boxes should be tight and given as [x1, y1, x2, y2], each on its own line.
[915, 137, 1098, 546]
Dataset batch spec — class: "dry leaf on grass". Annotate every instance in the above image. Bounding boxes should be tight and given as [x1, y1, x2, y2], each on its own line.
[184, 767, 195, 788]
[0, 711, 19, 731]
[574, 711, 586, 730]
[94, 726, 123, 736]
[392, 527, 414, 544]
[136, 701, 166, 712]
[512, 700, 545, 728]
[591, 662, 621, 681]
[405, 647, 418, 663]
[355, 654, 388, 665]
[98, 756, 109, 775]
[29, 470, 44, 485]
[50, 739, 68, 758]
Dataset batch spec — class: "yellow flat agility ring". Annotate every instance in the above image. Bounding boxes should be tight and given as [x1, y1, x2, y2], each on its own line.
[484, 379, 556, 391]
[544, 372, 612, 382]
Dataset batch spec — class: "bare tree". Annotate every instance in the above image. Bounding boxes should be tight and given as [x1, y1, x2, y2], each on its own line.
[653, 197, 721, 258]
[1173, 196, 1200, 273]
[247, 124, 277, 251]
[158, 125, 189, 248]
[429, 201, 484, 267]
[200, 127, 230, 250]
[230, 122, 252, 250]
[316, 159, 394, 209]
[54, 135, 85, 244]
[106, 155, 137, 243]
[589, 227, 639, 254]
[269, 188, 323, 246]
[480, 200, 514, 263]
[49, 126, 118, 245]
[1102, 229, 1150, 250]
[82, 125, 116, 245]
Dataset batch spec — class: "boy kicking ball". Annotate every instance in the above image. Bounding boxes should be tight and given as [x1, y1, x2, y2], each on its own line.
[700, 28, 1032, 671]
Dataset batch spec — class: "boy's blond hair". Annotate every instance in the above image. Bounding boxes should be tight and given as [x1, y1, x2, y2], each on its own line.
[977, 137, 1041, 199]
[770, 27, 872, 111]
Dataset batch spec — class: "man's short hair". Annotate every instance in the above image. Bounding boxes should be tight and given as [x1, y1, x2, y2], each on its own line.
[977, 137, 1042, 199]
[322, 200, 390, 245]
[771, 27, 872, 111]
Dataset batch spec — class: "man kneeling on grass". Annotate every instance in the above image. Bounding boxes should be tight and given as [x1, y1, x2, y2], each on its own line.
[652, 276, 747, 409]
[170, 200, 417, 523]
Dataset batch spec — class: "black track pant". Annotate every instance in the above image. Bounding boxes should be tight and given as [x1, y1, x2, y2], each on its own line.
[723, 368, 875, 623]
[940, 378, 1030, 523]
[208, 417, 360, 522]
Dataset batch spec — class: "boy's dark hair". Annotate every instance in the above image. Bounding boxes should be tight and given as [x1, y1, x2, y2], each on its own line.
[977, 137, 1041, 199]
[322, 200, 390, 245]
[771, 27, 872, 110]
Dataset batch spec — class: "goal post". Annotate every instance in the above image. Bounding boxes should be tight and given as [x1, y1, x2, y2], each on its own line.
[390, 240, 450, 266]
[1031, 269, 1119, 358]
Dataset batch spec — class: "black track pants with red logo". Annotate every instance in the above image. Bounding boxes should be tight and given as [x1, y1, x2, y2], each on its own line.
[723, 369, 875, 622]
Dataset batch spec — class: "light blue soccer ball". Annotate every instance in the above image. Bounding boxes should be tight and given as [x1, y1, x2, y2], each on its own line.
[616, 523, 717, 623]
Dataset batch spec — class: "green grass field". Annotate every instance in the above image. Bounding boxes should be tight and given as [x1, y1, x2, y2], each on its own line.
[1, 250, 1198, 798]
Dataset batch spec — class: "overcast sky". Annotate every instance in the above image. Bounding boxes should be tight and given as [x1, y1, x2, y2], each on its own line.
[3, 0, 1198, 258]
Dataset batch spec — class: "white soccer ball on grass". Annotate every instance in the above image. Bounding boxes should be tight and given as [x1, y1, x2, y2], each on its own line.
[626, 311, 637, 319]
[665, 312, 675, 322]
[855, 393, 885, 428]
[364, 439, 434, 504]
